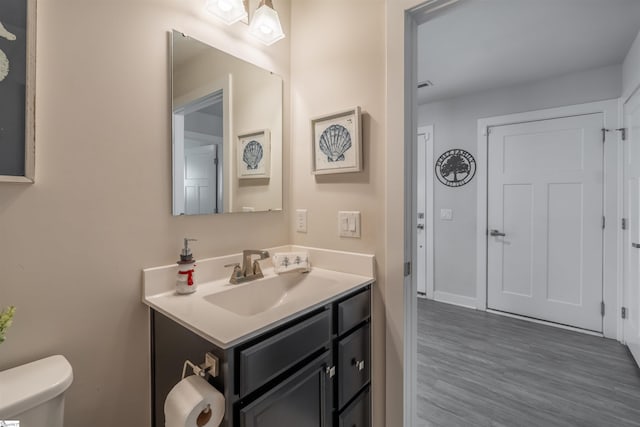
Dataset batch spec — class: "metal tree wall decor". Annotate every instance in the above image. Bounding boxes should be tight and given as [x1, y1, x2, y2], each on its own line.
[435, 149, 476, 187]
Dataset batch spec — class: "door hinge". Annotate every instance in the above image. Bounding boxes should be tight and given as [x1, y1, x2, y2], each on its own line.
[404, 261, 411, 277]
[601, 301, 605, 316]
[602, 216, 606, 229]
[214, 157, 219, 166]
[602, 128, 608, 143]
[622, 307, 627, 319]
[622, 218, 628, 230]
[326, 366, 335, 378]
[617, 128, 627, 141]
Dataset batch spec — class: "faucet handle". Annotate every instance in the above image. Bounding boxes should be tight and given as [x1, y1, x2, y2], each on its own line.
[252, 259, 264, 276]
[224, 263, 243, 284]
[225, 262, 242, 274]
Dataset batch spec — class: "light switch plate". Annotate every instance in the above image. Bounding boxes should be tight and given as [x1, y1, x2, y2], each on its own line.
[296, 209, 307, 233]
[338, 211, 361, 238]
[440, 209, 453, 221]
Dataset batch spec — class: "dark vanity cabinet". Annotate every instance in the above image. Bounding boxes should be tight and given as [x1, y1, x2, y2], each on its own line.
[151, 284, 372, 427]
[335, 289, 371, 427]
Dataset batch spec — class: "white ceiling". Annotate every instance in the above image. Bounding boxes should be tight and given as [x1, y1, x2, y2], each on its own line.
[417, 0, 640, 104]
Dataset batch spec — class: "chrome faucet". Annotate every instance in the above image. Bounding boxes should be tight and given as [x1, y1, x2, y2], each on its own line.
[225, 249, 270, 284]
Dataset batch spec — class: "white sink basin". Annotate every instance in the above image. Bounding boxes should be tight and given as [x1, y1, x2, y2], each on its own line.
[203, 273, 338, 317]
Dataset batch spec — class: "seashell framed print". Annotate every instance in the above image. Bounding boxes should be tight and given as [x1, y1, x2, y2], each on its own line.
[0, 0, 36, 183]
[311, 107, 362, 175]
[237, 129, 271, 179]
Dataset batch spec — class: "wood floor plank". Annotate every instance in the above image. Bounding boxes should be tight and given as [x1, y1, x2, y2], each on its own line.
[417, 299, 640, 427]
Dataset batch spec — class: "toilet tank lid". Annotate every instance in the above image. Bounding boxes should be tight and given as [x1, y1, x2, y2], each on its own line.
[0, 355, 73, 418]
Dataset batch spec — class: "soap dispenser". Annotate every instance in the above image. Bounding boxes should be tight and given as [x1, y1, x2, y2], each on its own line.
[176, 238, 197, 294]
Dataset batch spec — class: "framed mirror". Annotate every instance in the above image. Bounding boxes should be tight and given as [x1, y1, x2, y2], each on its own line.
[171, 30, 283, 215]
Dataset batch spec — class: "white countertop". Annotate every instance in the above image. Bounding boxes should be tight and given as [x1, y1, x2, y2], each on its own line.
[142, 246, 375, 349]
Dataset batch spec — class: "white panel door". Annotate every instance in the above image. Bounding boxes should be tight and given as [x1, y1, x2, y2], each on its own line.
[416, 126, 434, 298]
[624, 91, 640, 365]
[487, 113, 604, 332]
[184, 145, 217, 215]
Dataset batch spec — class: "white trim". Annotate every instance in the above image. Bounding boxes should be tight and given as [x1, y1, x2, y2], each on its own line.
[403, 3, 462, 426]
[618, 95, 626, 343]
[486, 309, 605, 338]
[403, 10, 418, 427]
[477, 99, 620, 339]
[434, 291, 476, 309]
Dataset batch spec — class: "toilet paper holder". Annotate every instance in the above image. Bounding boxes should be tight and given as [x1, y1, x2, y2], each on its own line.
[181, 352, 219, 380]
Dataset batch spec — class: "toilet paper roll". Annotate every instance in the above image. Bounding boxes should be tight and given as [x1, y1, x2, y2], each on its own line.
[164, 375, 225, 427]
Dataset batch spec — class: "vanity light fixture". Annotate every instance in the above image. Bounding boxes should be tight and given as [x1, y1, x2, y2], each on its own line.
[205, 0, 285, 46]
[248, 0, 285, 46]
[205, 0, 248, 25]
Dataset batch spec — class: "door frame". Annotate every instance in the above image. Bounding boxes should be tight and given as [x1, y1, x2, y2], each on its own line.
[476, 99, 621, 339]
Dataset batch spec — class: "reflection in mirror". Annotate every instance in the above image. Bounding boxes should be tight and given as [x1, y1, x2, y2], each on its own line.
[171, 30, 283, 215]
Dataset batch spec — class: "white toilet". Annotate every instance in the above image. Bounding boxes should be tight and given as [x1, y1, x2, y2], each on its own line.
[0, 355, 73, 426]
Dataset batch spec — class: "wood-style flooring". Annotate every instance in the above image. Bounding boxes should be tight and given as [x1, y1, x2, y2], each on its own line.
[417, 299, 640, 427]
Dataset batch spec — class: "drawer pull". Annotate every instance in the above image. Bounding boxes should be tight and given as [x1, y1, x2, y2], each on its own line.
[351, 358, 365, 371]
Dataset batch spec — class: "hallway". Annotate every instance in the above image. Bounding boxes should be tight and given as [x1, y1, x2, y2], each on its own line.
[417, 299, 640, 426]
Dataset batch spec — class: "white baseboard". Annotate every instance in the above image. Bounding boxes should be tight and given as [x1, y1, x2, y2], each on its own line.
[486, 309, 604, 337]
[433, 291, 477, 309]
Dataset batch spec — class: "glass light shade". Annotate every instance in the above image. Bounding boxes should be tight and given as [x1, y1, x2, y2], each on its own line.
[205, 0, 248, 25]
[248, 2, 285, 46]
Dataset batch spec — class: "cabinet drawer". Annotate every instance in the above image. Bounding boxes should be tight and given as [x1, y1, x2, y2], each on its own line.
[239, 309, 331, 397]
[337, 288, 370, 336]
[339, 386, 370, 427]
[338, 323, 371, 408]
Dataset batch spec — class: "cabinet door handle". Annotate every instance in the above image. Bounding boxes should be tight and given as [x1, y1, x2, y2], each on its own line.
[490, 229, 506, 237]
[351, 358, 365, 371]
[633, 243, 640, 249]
[325, 366, 336, 378]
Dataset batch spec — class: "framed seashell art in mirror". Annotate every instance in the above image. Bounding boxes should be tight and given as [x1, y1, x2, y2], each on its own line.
[0, 0, 36, 183]
[237, 129, 271, 179]
[311, 107, 362, 175]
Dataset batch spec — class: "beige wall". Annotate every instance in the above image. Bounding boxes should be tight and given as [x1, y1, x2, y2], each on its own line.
[289, 1, 387, 425]
[0, 1, 290, 426]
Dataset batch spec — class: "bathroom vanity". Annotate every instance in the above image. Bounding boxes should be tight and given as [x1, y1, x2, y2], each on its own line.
[143, 246, 374, 427]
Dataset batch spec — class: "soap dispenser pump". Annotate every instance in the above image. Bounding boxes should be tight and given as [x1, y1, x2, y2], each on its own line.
[176, 238, 197, 294]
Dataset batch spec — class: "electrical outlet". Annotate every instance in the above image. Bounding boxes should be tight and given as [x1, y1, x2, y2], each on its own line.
[440, 209, 453, 221]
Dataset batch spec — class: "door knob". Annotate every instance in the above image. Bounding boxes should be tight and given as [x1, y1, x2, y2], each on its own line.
[417, 224, 425, 230]
[490, 229, 506, 237]
[633, 243, 640, 249]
